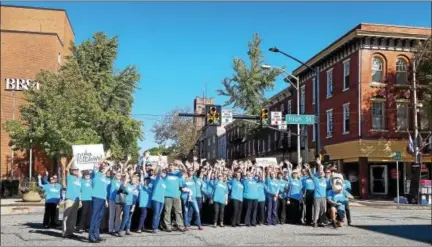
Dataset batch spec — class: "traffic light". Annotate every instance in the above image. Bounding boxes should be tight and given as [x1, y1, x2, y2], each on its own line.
[261, 108, 269, 126]
[206, 105, 221, 126]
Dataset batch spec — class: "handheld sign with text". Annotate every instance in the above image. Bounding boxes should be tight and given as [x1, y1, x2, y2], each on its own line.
[72, 144, 104, 170]
[255, 157, 278, 167]
[147, 155, 168, 166]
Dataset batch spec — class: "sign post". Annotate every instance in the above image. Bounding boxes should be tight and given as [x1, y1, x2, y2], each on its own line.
[393, 151, 402, 204]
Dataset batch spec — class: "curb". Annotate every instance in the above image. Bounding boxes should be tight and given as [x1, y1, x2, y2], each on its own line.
[355, 202, 432, 210]
[1, 206, 45, 215]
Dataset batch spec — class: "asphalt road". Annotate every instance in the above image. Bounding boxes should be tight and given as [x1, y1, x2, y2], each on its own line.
[1, 206, 431, 246]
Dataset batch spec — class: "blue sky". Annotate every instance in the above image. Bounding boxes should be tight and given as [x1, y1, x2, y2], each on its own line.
[5, 1, 432, 152]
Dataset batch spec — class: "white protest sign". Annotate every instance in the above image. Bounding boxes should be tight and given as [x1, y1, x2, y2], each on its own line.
[72, 144, 104, 170]
[146, 155, 168, 166]
[255, 157, 278, 167]
[271, 111, 282, 126]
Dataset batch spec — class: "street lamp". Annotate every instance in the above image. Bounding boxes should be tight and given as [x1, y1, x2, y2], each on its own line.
[268, 47, 321, 159]
[261, 64, 301, 165]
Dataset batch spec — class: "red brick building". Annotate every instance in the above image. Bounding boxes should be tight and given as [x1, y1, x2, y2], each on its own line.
[0, 5, 75, 178]
[225, 23, 431, 198]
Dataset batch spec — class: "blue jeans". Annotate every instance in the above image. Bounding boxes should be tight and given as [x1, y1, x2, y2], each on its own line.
[152, 201, 164, 230]
[183, 198, 201, 227]
[138, 207, 148, 230]
[266, 195, 278, 225]
[196, 197, 202, 209]
[118, 205, 132, 232]
[89, 197, 105, 241]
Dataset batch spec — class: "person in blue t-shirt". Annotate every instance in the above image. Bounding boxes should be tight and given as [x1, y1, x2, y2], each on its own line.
[242, 166, 259, 227]
[287, 169, 303, 224]
[150, 164, 167, 233]
[305, 163, 328, 228]
[117, 174, 139, 236]
[301, 167, 315, 225]
[37, 173, 62, 229]
[256, 172, 266, 225]
[181, 168, 203, 230]
[137, 172, 152, 233]
[89, 159, 114, 243]
[343, 176, 353, 226]
[265, 170, 280, 225]
[227, 170, 243, 227]
[61, 156, 81, 239]
[277, 172, 289, 224]
[211, 172, 229, 228]
[108, 172, 123, 235]
[78, 170, 93, 232]
[327, 188, 354, 228]
[162, 161, 186, 232]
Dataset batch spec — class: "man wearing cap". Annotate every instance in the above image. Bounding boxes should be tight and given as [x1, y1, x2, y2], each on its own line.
[61, 156, 80, 238]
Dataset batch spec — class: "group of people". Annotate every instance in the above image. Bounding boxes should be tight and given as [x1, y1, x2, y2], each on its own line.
[37, 150, 354, 243]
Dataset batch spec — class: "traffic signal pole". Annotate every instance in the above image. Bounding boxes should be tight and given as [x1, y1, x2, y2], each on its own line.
[178, 113, 260, 120]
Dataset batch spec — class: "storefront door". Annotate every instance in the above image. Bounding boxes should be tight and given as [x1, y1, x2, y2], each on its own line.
[370, 165, 388, 195]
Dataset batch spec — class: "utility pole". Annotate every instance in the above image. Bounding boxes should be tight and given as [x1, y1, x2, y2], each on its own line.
[296, 75, 301, 165]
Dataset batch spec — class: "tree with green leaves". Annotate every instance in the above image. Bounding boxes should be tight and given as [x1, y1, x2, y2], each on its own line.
[216, 33, 282, 115]
[5, 32, 143, 161]
[152, 107, 200, 159]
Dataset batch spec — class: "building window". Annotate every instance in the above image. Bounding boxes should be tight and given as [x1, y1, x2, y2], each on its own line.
[300, 85, 306, 114]
[287, 100, 292, 114]
[207, 151, 210, 160]
[262, 139, 266, 153]
[274, 131, 278, 145]
[300, 126, 306, 147]
[258, 140, 261, 154]
[396, 58, 407, 84]
[312, 78, 316, 105]
[268, 135, 271, 151]
[326, 109, 333, 138]
[396, 102, 408, 130]
[287, 131, 292, 148]
[326, 69, 333, 98]
[372, 57, 384, 83]
[343, 59, 350, 90]
[371, 101, 385, 130]
[343, 103, 350, 134]
[419, 102, 431, 130]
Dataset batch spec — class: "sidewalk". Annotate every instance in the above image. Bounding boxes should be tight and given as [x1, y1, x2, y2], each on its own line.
[1, 198, 46, 215]
[352, 199, 432, 210]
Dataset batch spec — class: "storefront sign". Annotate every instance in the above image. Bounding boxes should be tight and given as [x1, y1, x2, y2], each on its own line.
[4, 78, 40, 91]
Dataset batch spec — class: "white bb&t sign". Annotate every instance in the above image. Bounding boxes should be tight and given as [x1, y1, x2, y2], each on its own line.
[72, 144, 104, 170]
[5, 78, 40, 91]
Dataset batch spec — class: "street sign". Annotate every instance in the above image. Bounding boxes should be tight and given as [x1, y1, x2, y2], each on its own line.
[278, 123, 287, 130]
[271, 111, 282, 125]
[221, 109, 233, 125]
[393, 152, 402, 161]
[285, 114, 315, 125]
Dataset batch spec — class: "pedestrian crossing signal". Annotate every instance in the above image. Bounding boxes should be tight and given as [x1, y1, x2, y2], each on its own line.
[206, 105, 221, 126]
[261, 108, 269, 126]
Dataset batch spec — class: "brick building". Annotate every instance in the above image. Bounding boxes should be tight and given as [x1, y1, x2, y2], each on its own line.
[225, 23, 431, 199]
[1, 5, 75, 178]
[292, 23, 431, 198]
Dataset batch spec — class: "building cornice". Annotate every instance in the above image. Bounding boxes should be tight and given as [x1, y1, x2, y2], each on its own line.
[1, 29, 64, 47]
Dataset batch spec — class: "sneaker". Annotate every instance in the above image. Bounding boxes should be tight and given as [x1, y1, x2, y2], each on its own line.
[178, 228, 186, 232]
[165, 229, 172, 232]
[96, 238, 106, 242]
[152, 229, 158, 234]
[198, 226, 204, 231]
[213, 223, 217, 228]
[332, 220, 337, 229]
[77, 229, 84, 233]
[119, 231, 125, 237]
[136, 229, 142, 233]
[348, 221, 352, 226]
[126, 230, 131, 235]
[184, 227, 190, 231]
[43, 225, 49, 229]
[220, 224, 224, 227]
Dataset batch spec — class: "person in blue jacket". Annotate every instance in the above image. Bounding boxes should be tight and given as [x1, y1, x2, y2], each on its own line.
[265, 169, 280, 225]
[227, 170, 243, 227]
[287, 169, 303, 224]
[211, 172, 229, 228]
[137, 172, 152, 233]
[37, 173, 62, 229]
[242, 166, 259, 227]
[78, 170, 93, 232]
[277, 172, 289, 224]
